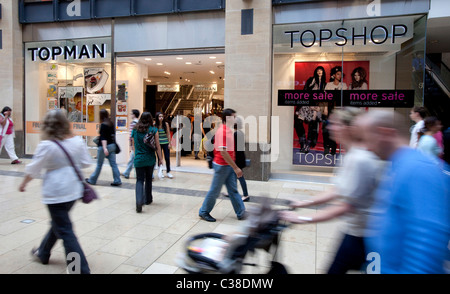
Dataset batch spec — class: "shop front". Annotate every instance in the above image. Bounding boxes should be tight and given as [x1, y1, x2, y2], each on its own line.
[271, 13, 427, 173]
[22, 10, 226, 165]
[23, 37, 134, 161]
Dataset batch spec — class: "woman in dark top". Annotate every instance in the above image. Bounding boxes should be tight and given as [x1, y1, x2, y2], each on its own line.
[86, 109, 122, 186]
[234, 119, 250, 202]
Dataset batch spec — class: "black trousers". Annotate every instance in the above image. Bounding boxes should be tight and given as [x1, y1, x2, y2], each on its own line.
[327, 234, 367, 274]
[157, 143, 171, 172]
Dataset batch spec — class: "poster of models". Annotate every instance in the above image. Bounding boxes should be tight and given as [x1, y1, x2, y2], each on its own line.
[293, 61, 370, 167]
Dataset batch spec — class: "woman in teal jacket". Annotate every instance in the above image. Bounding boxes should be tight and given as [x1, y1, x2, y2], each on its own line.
[131, 112, 162, 213]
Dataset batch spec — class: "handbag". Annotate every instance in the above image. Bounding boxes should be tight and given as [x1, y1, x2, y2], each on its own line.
[93, 135, 120, 154]
[52, 140, 99, 204]
[143, 127, 157, 150]
[114, 142, 121, 154]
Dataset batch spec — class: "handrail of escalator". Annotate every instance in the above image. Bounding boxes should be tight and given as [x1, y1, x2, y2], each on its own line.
[425, 56, 450, 97]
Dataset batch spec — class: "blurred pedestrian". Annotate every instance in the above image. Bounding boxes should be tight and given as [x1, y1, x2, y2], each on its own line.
[0, 106, 22, 164]
[19, 109, 91, 274]
[131, 112, 162, 213]
[417, 116, 443, 161]
[199, 108, 246, 222]
[444, 126, 450, 169]
[360, 110, 449, 274]
[121, 109, 140, 179]
[86, 109, 122, 186]
[409, 106, 427, 148]
[280, 107, 384, 274]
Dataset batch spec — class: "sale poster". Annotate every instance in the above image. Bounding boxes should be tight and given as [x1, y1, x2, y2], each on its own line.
[293, 61, 370, 167]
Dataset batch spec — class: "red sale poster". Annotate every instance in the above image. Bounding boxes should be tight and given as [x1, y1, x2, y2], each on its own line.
[293, 61, 370, 166]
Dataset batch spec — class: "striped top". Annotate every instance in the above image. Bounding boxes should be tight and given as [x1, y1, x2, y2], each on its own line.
[158, 127, 169, 145]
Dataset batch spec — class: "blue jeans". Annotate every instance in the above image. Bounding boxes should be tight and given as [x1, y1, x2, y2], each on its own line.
[199, 163, 246, 218]
[135, 165, 154, 207]
[38, 201, 90, 274]
[89, 144, 122, 185]
[122, 150, 135, 177]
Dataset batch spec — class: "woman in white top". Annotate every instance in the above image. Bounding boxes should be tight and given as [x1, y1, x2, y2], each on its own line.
[281, 107, 383, 274]
[0, 106, 21, 164]
[325, 66, 348, 90]
[418, 116, 443, 161]
[19, 109, 92, 274]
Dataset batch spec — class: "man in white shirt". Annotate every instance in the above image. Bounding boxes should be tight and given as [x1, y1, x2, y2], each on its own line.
[409, 106, 426, 148]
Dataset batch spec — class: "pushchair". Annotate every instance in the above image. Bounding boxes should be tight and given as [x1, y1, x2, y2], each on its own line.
[176, 198, 291, 274]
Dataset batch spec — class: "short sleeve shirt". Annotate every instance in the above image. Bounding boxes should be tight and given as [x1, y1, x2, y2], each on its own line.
[332, 147, 384, 237]
[213, 123, 235, 165]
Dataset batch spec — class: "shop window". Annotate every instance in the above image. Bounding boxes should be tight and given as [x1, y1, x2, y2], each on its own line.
[272, 15, 426, 170]
[24, 37, 112, 155]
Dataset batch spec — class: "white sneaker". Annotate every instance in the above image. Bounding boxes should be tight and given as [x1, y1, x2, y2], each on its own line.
[167, 172, 173, 179]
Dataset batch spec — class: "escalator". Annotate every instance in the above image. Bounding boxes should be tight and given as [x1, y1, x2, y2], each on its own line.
[424, 56, 450, 128]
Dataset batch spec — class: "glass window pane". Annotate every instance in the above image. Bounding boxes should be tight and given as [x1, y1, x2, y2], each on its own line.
[24, 37, 112, 154]
[272, 15, 426, 170]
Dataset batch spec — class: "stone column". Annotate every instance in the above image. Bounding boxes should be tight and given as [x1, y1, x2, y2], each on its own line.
[0, 0, 24, 157]
[225, 0, 272, 181]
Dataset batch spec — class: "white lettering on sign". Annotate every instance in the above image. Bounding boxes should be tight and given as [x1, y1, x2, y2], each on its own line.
[28, 44, 107, 61]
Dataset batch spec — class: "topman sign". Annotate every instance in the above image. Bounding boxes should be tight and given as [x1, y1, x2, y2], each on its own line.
[28, 43, 107, 61]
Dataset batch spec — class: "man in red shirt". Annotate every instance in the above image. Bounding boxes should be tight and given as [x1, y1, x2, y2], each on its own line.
[199, 109, 246, 222]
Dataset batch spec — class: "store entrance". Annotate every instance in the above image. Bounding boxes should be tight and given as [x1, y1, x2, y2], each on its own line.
[116, 52, 225, 170]
[119, 53, 225, 116]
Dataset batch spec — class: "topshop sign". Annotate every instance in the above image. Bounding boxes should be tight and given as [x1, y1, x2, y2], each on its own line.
[284, 24, 408, 48]
[274, 17, 414, 50]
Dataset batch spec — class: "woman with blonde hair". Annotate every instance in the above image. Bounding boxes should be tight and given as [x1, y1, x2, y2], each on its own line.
[281, 107, 384, 274]
[19, 109, 92, 274]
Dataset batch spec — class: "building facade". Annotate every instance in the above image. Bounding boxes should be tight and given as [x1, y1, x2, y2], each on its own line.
[1, 0, 449, 181]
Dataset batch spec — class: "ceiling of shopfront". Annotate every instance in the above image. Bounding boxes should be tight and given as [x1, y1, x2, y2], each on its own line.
[122, 54, 225, 92]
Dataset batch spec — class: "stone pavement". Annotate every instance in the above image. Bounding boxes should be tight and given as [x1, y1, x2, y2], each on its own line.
[0, 156, 347, 274]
